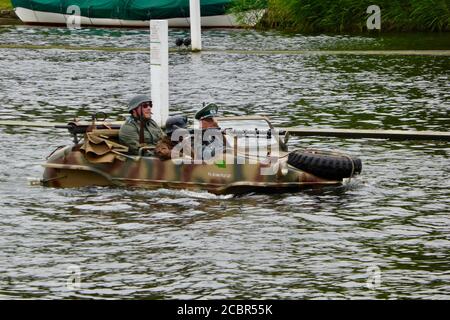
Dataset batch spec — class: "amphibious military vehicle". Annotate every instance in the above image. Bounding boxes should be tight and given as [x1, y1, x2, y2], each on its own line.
[41, 114, 362, 194]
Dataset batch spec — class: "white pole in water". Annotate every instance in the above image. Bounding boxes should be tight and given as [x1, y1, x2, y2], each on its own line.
[150, 20, 169, 127]
[189, 0, 202, 51]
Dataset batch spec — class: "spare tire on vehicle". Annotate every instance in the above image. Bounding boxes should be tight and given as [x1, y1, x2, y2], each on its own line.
[287, 149, 362, 181]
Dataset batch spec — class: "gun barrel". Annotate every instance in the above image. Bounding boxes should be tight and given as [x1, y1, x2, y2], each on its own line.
[55, 122, 122, 134]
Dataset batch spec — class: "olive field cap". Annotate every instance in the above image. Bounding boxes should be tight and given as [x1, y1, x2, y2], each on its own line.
[165, 115, 188, 134]
[127, 94, 152, 112]
[195, 103, 219, 120]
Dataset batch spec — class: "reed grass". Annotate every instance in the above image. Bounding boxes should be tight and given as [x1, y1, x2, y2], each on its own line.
[231, 0, 449, 32]
[0, 0, 12, 10]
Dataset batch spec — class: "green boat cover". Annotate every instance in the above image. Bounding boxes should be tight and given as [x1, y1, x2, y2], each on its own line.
[12, 0, 232, 20]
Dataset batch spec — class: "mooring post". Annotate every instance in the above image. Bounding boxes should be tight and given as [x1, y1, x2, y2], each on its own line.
[150, 20, 169, 127]
[189, 0, 202, 51]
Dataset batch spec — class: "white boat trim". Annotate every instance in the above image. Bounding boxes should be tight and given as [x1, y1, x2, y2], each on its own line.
[14, 7, 262, 28]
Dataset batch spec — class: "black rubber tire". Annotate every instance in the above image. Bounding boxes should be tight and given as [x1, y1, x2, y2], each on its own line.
[287, 149, 362, 180]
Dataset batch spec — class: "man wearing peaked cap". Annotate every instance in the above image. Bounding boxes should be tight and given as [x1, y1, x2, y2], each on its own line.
[195, 103, 218, 120]
[195, 103, 220, 129]
[194, 103, 225, 161]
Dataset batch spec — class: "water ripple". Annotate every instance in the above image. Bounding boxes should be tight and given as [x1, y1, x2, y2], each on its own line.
[0, 27, 449, 299]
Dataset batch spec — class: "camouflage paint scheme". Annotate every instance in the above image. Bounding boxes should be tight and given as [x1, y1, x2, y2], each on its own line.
[42, 116, 342, 194]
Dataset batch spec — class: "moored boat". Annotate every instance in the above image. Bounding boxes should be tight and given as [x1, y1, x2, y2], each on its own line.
[12, 0, 263, 28]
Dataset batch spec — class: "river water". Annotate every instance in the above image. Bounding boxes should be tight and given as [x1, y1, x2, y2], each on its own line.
[0, 26, 449, 299]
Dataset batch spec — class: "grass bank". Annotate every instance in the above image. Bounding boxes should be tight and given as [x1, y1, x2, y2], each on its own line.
[232, 0, 449, 33]
[0, 0, 12, 10]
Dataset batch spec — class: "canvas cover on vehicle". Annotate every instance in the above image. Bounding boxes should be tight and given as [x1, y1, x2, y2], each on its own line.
[80, 130, 128, 163]
[12, 0, 231, 20]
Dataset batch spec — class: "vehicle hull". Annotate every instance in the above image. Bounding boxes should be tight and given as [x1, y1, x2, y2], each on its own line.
[42, 145, 341, 195]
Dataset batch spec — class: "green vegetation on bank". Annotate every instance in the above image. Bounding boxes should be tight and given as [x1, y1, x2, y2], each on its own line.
[231, 0, 449, 32]
[0, 0, 12, 10]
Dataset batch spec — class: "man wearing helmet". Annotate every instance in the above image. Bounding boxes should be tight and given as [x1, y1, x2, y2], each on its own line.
[119, 94, 164, 155]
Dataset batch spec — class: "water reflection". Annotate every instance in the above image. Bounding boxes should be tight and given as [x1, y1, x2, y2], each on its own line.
[1, 26, 450, 50]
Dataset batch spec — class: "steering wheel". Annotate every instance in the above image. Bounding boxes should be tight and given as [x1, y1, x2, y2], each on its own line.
[93, 112, 107, 122]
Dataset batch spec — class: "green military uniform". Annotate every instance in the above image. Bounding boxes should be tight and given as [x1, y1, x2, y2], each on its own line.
[119, 116, 164, 155]
[194, 103, 223, 159]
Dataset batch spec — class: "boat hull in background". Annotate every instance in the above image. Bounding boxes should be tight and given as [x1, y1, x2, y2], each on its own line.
[14, 7, 263, 28]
